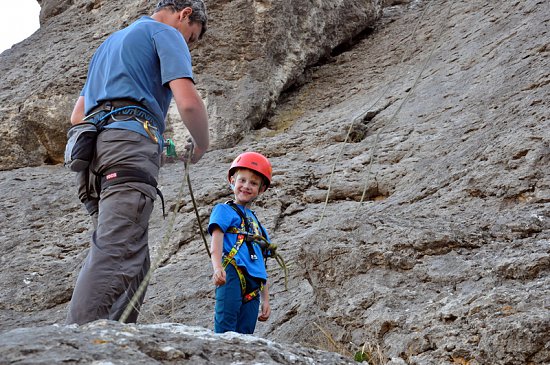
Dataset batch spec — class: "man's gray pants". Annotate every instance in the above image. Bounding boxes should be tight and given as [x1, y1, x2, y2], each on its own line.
[66, 128, 160, 325]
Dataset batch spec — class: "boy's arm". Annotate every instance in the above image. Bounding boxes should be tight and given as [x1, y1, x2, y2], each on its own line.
[258, 282, 271, 321]
[210, 227, 226, 286]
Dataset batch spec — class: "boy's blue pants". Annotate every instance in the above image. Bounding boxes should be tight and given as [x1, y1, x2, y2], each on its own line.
[214, 264, 261, 334]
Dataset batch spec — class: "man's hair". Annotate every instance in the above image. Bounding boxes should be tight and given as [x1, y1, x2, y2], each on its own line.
[155, 0, 208, 38]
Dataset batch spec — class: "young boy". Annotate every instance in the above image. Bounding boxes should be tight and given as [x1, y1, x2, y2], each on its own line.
[208, 152, 273, 334]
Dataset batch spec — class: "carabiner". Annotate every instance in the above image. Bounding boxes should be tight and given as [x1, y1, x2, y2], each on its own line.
[143, 120, 158, 143]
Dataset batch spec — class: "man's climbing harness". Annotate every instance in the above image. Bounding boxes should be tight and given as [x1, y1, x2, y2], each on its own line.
[64, 100, 169, 217]
[64, 99, 162, 173]
[101, 169, 167, 218]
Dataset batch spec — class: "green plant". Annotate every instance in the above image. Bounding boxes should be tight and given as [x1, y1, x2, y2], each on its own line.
[352, 341, 386, 365]
[310, 322, 388, 364]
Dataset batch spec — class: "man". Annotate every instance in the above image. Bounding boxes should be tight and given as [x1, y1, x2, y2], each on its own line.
[66, 0, 209, 325]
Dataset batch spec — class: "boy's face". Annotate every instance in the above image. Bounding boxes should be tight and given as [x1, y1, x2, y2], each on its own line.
[231, 168, 264, 205]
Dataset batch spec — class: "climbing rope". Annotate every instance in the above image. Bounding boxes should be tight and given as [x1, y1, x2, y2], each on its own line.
[319, 1, 435, 224]
[187, 171, 211, 258]
[119, 148, 193, 323]
[242, 231, 289, 290]
[356, 2, 454, 212]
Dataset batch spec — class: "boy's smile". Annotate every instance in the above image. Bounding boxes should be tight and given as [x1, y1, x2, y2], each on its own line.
[231, 168, 264, 205]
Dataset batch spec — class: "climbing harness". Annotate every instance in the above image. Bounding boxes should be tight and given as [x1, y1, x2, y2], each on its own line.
[65, 99, 173, 218]
[222, 201, 268, 302]
[85, 99, 158, 126]
[222, 201, 288, 299]
[101, 169, 167, 218]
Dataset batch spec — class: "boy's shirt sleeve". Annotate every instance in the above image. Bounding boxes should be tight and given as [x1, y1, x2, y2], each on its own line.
[208, 204, 233, 235]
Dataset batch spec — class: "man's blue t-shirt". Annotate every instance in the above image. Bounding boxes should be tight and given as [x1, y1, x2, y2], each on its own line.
[81, 16, 194, 137]
[208, 203, 270, 281]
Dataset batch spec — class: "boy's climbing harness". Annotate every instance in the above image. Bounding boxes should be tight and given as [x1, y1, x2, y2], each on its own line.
[222, 201, 288, 296]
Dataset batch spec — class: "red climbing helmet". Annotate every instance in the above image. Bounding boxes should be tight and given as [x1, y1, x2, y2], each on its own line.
[228, 152, 272, 189]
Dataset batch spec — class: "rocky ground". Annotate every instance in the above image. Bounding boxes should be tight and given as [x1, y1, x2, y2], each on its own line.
[0, 0, 549, 364]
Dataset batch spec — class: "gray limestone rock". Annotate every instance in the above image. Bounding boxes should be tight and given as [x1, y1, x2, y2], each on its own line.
[0, 0, 549, 364]
[0, 0, 382, 170]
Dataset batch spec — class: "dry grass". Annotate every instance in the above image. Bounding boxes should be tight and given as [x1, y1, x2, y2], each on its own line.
[308, 322, 388, 364]
[353, 342, 387, 365]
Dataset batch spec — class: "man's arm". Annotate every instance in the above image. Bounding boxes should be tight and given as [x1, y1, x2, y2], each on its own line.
[169, 78, 209, 163]
[70, 96, 86, 125]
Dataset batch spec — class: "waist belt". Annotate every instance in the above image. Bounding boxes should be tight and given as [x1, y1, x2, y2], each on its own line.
[85, 99, 158, 126]
[100, 169, 166, 218]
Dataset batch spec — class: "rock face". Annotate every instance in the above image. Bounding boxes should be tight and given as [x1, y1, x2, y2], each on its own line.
[1, 0, 549, 365]
[0, 320, 356, 364]
[0, 0, 381, 171]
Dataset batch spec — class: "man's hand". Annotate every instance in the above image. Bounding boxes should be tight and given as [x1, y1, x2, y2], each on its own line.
[190, 144, 206, 164]
[179, 138, 206, 164]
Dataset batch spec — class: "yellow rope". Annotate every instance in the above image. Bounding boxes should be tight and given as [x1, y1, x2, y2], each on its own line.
[119, 149, 193, 323]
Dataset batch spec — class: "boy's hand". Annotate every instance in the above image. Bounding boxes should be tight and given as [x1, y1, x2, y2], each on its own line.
[258, 301, 271, 321]
[212, 267, 226, 286]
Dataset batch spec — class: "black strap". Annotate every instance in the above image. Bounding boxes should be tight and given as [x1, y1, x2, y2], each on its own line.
[226, 200, 250, 230]
[226, 200, 269, 261]
[226, 200, 268, 235]
[248, 209, 269, 241]
[100, 169, 166, 218]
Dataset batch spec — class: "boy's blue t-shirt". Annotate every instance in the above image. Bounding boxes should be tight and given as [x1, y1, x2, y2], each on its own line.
[81, 16, 194, 137]
[208, 203, 270, 281]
